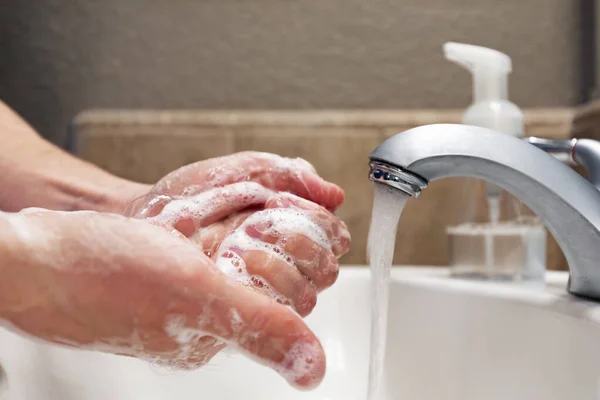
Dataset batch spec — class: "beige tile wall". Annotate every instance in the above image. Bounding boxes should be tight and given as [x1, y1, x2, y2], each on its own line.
[4, 1, 582, 146]
[72, 109, 574, 269]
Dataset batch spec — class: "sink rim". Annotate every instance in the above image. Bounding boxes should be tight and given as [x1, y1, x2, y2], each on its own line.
[342, 265, 600, 328]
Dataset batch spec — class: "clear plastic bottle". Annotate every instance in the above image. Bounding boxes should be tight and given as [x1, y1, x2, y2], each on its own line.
[444, 42, 546, 282]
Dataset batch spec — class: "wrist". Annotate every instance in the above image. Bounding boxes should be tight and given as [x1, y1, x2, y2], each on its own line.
[78, 177, 151, 214]
[0, 102, 152, 213]
[46, 171, 151, 214]
[0, 138, 150, 213]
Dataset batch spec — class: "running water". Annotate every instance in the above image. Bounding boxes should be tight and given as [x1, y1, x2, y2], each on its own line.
[366, 184, 409, 400]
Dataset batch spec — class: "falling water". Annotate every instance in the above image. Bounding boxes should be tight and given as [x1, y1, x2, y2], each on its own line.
[366, 184, 409, 400]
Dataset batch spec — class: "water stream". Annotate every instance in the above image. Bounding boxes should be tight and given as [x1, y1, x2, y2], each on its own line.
[366, 184, 409, 400]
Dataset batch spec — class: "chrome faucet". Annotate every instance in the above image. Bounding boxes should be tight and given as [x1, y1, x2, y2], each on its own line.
[368, 123, 600, 301]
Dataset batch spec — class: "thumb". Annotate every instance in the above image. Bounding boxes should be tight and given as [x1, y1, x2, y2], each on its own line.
[194, 273, 326, 389]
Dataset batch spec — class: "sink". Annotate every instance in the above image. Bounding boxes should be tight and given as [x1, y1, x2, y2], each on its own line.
[1, 267, 600, 399]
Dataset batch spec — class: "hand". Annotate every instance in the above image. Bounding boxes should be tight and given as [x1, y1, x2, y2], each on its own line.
[0, 209, 332, 389]
[147, 184, 351, 316]
[139, 182, 351, 378]
[124, 151, 345, 218]
[121, 152, 350, 387]
[212, 191, 350, 313]
[123, 151, 347, 261]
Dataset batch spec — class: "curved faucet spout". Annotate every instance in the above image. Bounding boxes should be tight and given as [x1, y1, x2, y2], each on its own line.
[369, 123, 600, 301]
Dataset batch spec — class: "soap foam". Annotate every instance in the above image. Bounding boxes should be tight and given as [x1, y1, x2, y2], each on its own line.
[164, 315, 214, 367]
[272, 340, 323, 388]
[150, 181, 272, 232]
[226, 338, 323, 390]
[164, 311, 323, 388]
[187, 153, 316, 193]
[214, 207, 332, 305]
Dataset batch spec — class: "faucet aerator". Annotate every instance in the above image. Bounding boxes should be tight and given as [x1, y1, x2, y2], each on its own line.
[368, 160, 428, 197]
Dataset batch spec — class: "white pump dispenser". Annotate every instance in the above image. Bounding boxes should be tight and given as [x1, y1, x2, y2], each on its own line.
[444, 42, 524, 222]
[442, 42, 546, 282]
[443, 41, 523, 137]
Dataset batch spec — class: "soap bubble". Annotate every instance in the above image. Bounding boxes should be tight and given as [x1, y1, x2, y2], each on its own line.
[123, 192, 174, 219]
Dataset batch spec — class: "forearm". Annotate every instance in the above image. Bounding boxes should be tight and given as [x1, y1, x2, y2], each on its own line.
[0, 101, 149, 212]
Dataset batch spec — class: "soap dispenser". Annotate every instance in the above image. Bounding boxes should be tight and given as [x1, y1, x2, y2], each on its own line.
[444, 42, 523, 137]
[443, 41, 547, 282]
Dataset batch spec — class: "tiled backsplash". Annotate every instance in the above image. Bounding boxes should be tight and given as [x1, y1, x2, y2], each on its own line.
[72, 109, 574, 268]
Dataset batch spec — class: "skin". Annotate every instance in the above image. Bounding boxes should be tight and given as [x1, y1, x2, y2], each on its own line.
[0, 101, 351, 389]
[0, 101, 150, 213]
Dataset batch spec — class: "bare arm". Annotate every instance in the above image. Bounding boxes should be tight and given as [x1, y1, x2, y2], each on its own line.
[0, 101, 149, 212]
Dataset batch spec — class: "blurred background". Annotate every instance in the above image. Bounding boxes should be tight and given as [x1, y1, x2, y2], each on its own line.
[1, 0, 594, 145]
[1, 0, 598, 268]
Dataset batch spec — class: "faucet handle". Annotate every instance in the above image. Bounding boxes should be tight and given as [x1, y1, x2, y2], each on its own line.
[526, 137, 577, 164]
[527, 136, 600, 190]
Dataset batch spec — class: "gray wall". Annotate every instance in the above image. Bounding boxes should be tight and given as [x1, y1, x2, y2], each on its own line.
[0, 0, 586, 145]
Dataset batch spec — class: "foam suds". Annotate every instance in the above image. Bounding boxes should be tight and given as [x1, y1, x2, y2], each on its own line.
[214, 207, 331, 304]
[164, 315, 213, 365]
[272, 340, 323, 389]
[229, 308, 243, 333]
[150, 181, 272, 231]
[228, 337, 324, 390]
[367, 184, 409, 400]
[129, 194, 172, 218]
[165, 315, 206, 346]
[164, 312, 322, 389]
[251, 152, 316, 173]
[182, 153, 316, 194]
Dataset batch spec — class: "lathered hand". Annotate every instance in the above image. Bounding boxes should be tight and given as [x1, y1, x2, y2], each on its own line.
[0, 209, 339, 389]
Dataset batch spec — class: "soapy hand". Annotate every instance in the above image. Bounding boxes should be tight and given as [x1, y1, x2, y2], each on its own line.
[0, 209, 344, 389]
[147, 183, 350, 315]
[120, 153, 350, 386]
[125, 152, 350, 313]
[125, 151, 345, 218]
[0, 98, 351, 389]
[136, 182, 350, 381]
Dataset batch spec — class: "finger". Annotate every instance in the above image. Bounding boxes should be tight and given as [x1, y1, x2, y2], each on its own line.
[190, 276, 327, 389]
[273, 232, 339, 292]
[242, 211, 339, 292]
[152, 152, 345, 212]
[217, 245, 318, 317]
[265, 192, 351, 258]
[150, 182, 274, 237]
[190, 209, 256, 257]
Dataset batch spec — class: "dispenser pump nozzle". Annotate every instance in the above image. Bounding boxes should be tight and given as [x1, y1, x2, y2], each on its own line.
[443, 42, 511, 103]
[443, 41, 523, 138]
[443, 41, 524, 201]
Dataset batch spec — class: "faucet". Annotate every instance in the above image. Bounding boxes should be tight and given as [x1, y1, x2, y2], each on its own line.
[368, 123, 600, 301]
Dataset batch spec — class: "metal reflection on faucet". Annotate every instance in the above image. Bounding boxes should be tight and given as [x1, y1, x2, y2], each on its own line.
[368, 123, 600, 301]
[368, 161, 428, 197]
[526, 137, 577, 165]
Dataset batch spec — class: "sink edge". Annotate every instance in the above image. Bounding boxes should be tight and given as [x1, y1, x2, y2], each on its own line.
[340, 265, 600, 329]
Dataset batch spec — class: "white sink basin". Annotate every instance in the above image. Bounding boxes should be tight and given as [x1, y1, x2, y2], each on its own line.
[2, 267, 600, 399]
